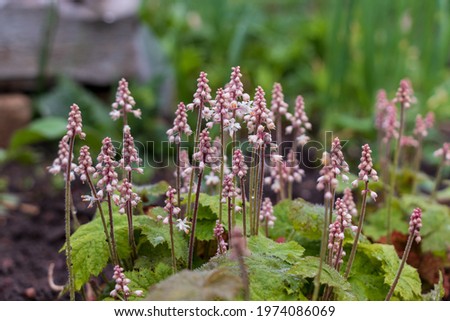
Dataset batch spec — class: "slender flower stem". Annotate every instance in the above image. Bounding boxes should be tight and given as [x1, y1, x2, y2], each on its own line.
[255, 146, 266, 235]
[126, 170, 137, 260]
[385, 232, 414, 301]
[248, 149, 258, 235]
[344, 181, 369, 279]
[85, 174, 113, 263]
[106, 194, 119, 266]
[313, 187, 331, 301]
[386, 102, 406, 244]
[187, 102, 204, 219]
[227, 197, 232, 249]
[168, 208, 177, 274]
[277, 117, 286, 200]
[188, 170, 204, 269]
[431, 156, 445, 201]
[65, 137, 75, 301]
[240, 178, 247, 237]
[175, 142, 182, 217]
[219, 118, 225, 223]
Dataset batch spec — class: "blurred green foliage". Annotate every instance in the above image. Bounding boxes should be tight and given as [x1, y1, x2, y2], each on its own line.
[139, 0, 450, 137]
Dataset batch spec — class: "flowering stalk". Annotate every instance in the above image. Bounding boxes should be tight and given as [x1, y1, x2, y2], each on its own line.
[188, 129, 216, 269]
[259, 198, 275, 237]
[76, 146, 113, 263]
[222, 174, 237, 247]
[345, 144, 378, 279]
[385, 208, 422, 301]
[232, 149, 248, 236]
[164, 186, 181, 273]
[48, 104, 86, 300]
[431, 143, 450, 200]
[214, 220, 228, 255]
[94, 137, 120, 266]
[271, 83, 288, 200]
[386, 80, 413, 243]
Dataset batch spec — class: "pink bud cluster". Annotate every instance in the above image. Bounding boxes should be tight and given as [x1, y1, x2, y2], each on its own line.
[167, 102, 193, 143]
[177, 150, 193, 193]
[110, 78, 141, 120]
[259, 197, 276, 228]
[163, 186, 181, 225]
[225, 66, 244, 103]
[342, 188, 357, 216]
[328, 220, 344, 266]
[48, 138, 77, 181]
[393, 79, 414, 109]
[214, 220, 228, 255]
[414, 112, 434, 139]
[117, 178, 140, 214]
[110, 265, 143, 299]
[270, 82, 288, 116]
[232, 149, 248, 178]
[381, 103, 399, 143]
[94, 137, 119, 199]
[245, 86, 275, 134]
[285, 95, 311, 145]
[375, 90, 389, 131]
[66, 104, 86, 140]
[193, 129, 217, 170]
[75, 145, 95, 182]
[409, 208, 422, 244]
[122, 125, 143, 173]
[190, 71, 212, 109]
[213, 88, 230, 123]
[352, 144, 378, 201]
[330, 137, 350, 180]
[222, 174, 238, 201]
[434, 142, 450, 165]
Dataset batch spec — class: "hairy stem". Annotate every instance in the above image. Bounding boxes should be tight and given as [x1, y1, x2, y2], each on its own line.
[188, 169, 204, 269]
[168, 208, 177, 274]
[65, 137, 75, 300]
[277, 116, 285, 200]
[219, 118, 225, 223]
[106, 194, 119, 266]
[176, 142, 182, 217]
[240, 178, 247, 237]
[255, 145, 266, 235]
[344, 181, 369, 279]
[228, 197, 232, 249]
[126, 171, 137, 261]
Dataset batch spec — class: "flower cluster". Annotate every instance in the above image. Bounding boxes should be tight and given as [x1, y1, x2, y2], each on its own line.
[117, 179, 140, 214]
[393, 79, 415, 109]
[191, 71, 212, 109]
[75, 145, 95, 183]
[110, 78, 141, 120]
[193, 129, 217, 170]
[270, 82, 288, 117]
[48, 138, 77, 181]
[110, 265, 143, 299]
[409, 208, 422, 243]
[352, 144, 378, 201]
[342, 188, 357, 216]
[225, 66, 244, 104]
[232, 149, 248, 178]
[286, 95, 311, 145]
[94, 137, 119, 199]
[245, 86, 274, 145]
[122, 125, 143, 173]
[164, 186, 181, 217]
[66, 104, 86, 140]
[167, 102, 193, 143]
[414, 112, 434, 139]
[259, 197, 276, 228]
[222, 174, 238, 201]
[434, 142, 450, 165]
[214, 220, 228, 255]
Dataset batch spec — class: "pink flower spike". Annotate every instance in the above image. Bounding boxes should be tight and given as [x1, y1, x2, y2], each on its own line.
[110, 265, 142, 299]
[66, 104, 86, 140]
[356, 144, 378, 183]
[121, 125, 142, 173]
[193, 128, 217, 170]
[393, 79, 415, 109]
[94, 137, 119, 198]
[214, 220, 228, 255]
[222, 174, 238, 201]
[260, 197, 276, 228]
[48, 137, 77, 181]
[111, 78, 141, 120]
[409, 208, 422, 244]
[271, 82, 288, 116]
[434, 142, 450, 165]
[232, 149, 248, 178]
[117, 178, 140, 214]
[225, 66, 244, 103]
[75, 145, 95, 182]
[167, 102, 193, 143]
[193, 71, 212, 108]
[343, 188, 357, 216]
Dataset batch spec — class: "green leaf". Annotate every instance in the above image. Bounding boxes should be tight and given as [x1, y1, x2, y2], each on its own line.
[146, 269, 242, 300]
[10, 117, 67, 149]
[69, 214, 187, 290]
[136, 181, 170, 199]
[125, 263, 173, 299]
[248, 235, 305, 264]
[350, 243, 422, 300]
[288, 198, 325, 240]
[422, 271, 445, 301]
[288, 256, 355, 300]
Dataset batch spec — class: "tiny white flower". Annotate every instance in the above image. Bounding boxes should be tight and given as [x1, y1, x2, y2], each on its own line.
[176, 218, 191, 234]
[224, 118, 241, 136]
